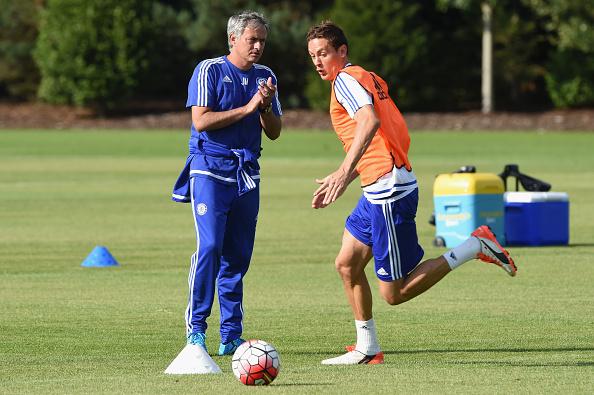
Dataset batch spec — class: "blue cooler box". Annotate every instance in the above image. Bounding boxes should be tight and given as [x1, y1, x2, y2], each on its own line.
[504, 192, 569, 246]
[433, 173, 505, 247]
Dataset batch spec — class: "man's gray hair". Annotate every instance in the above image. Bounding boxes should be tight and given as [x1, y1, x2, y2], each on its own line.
[227, 10, 269, 50]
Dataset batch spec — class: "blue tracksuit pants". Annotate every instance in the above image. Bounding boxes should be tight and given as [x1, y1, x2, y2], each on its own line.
[186, 175, 259, 343]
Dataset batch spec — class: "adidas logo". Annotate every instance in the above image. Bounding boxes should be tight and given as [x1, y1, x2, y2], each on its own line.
[223, 76, 232, 83]
[449, 251, 457, 261]
[376, 268, 389, 276]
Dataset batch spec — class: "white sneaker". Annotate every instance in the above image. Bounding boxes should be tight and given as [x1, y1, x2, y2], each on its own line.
[321, 350, 384, 365]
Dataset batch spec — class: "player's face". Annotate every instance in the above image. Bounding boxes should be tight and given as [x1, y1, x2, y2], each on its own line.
[308, 38, 347, 81]
[230, 25, 267, 67]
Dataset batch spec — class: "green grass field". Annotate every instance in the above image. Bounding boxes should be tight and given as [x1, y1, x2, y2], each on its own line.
[1, 129, 593, 394]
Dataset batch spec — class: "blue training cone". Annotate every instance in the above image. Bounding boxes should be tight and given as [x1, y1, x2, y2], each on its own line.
[81, 246, 120, 267]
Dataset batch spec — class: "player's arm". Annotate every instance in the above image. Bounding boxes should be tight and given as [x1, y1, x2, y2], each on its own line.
[338, 104, 379, 181]
[191, 91, 263, 131]
[314, 105, 379, 207]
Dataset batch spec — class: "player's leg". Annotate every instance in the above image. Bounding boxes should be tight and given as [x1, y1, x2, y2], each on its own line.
[321, 197, 384, 365]
[217, 184, 259, 355]
[376, 190, 516, 305]
[378, 227, 516, 304]
[378, 256, 450, 305]
[186, 177, 230, 349]
[335, 229, 374, 322]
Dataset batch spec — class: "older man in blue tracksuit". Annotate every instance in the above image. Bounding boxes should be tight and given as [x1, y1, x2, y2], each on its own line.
[172, 11, 282, 356]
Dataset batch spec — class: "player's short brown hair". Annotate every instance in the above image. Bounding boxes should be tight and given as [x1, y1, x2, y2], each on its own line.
[306, 21, 348, 53]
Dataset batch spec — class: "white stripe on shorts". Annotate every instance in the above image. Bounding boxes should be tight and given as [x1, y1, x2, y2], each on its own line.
[382, 202, 402, 280]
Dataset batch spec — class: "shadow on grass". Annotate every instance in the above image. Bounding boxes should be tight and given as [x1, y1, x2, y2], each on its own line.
[382, 346, 594, 367]
[295, 346, 594, 357]
[294, 347, 594, 368]
[509, 243, 594, 248]
[274, 383, 334, 387]
[452, 361, 594, 367]
[382, 346, 594, 355]
[566, 243, 594, 248]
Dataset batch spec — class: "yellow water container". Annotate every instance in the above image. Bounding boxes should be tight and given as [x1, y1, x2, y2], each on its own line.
[433, 173, 505, 247]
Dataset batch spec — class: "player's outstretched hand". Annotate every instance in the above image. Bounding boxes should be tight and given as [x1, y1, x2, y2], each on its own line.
[312, 169, 348, 208]
[312, 178, 329, 209]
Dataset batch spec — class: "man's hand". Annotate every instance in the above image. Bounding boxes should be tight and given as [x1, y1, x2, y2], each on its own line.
[311, 180, 328, 209]
[312, 168, 349, 209]
[258, 77, 276, 109]
[245, 90, 265, 114]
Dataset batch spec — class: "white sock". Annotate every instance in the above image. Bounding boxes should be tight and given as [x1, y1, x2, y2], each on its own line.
[355, 319, 380, 355]
[443, 236, 481, 270]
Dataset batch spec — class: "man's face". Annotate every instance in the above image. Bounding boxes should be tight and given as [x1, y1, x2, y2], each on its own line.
[307, 38, 347, 81]
[230, 24, 267, 65]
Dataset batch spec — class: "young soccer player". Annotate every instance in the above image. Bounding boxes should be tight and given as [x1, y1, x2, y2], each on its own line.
[306, 21, 517, 365]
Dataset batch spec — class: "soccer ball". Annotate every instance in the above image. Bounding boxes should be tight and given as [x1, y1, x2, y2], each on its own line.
[231, 339, 280, 385]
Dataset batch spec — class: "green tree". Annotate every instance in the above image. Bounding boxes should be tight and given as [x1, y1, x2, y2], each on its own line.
[0, 0, 41, 99]
[440, 0, 594, 109]
[179, 0, 327, 108]
[261, 2, 326, 108]
[438, 0, 554, 111]
[135, 1, 195, 100]
[527, 0, 594, 107]
[491, 1, 552, 110]
[305, 0, 482, 111]
[34, 0, 151, 111]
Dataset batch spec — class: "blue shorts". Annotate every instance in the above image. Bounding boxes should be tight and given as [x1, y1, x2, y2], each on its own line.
[345, 189, 424, 282]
